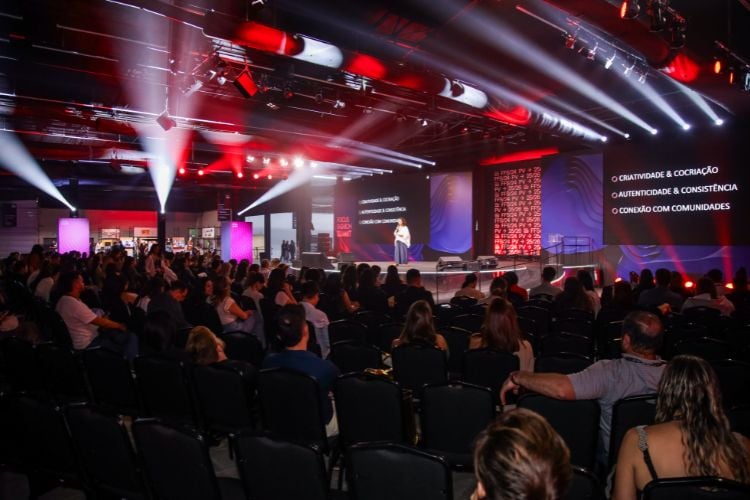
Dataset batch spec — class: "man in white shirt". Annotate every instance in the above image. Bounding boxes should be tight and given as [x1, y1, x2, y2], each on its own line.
[299, 281, 331, 358]
[55, 271, 138, 359]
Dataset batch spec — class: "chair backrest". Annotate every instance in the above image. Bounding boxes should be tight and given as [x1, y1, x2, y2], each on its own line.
[232, 432, 329, 500]
[329, 319, 368, 344]
[192, 362, 256, 434]
[710, 359, 750, 409]
[133, 356, 199, 426]
[557, 308, 595, 323]
[218, 331, 264, 368]
[608, 394, 657, 469]
[563, 466, 606, 500]
[517, 394, 600, 470]
[66, 404, 149, 500]
[420, 382, 494, 469]
[132, 419, 222, 500]
[82, 346, 140, 414]
[391, 344, 448, 397]
[347, 443, 453, 500]
[256, 368, 328, 450]
[461, 348, 519, 399]
[535, 353, 593, 375]
[449, 314, 483, 333]
[554, 318, 594, 338]
[516, 306, 551, 335]
[438, 326, 472, 374]
[334, 373, 407, 447]
[728, 405, 750, 438]
[330, 340, 382, 373]
[642, 477, 750, 499]
[35, 342, 89, 401]
[37, 305, 74, 347]
[0, 336, 39, 391]
[541, 332, 595, 358]
[672, 337, 733, 361]
[449, 296, 477, 311]
[371, 321, 404, 353]
[354, 310, 392, 333]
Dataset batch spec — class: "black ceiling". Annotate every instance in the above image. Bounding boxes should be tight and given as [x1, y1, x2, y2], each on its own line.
[0, 0, 748, 211]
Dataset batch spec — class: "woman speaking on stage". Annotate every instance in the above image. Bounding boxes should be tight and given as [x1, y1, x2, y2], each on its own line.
[394, 217, 411, 265]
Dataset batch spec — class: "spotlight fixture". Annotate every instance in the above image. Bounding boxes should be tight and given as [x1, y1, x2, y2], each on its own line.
[283, 87, 294, 99]
[681, 123, 691, 131]
[713, 59, 723, 74]
[262, 157, 271, 165]
[184, 79, 204, 97]
[420, 118, 428, 127]
[714, 119, 724, 126]
[728, 68, 735, 85]
[450, 81, 465, 97]
[624, 63, 635, 76]
[178, 167, 186, 175]
[267, 174, 273, 180]
[216, 73, 227, 86]
[292, 156, 304, 168]
[237, 171, 244, 179]
[246, 155, 255, 163]
[156, 110, 176, 131]
[279, 158, 289, 167]
[363, 106, 373, 114]
[310, 161, 318, 168]
[604, 54, 616, 69]
[587, 44, 598, 61]
[333, 99, 346, 109]
[253, 173, 260, 179]
[620, 0, 640, 20]
[638, 72, 647, 84]
[266, 101, 281, 111]
[233, 69, 258, 98]
[197, 169, 205, 176]
[564, 34, 576, 50]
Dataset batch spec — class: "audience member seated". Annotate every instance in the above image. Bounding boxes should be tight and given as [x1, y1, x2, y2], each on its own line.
[631, 269, 655, 304]
[669, 270, 689, 299]
[529, 266, 562, 300]
[263, 304, 340, 435]
[472, 408, 572, 500]
[136, 277, 165, 313]
[501, 310, 666, 466]
[637, 268, 685, 312]
[381, 265, 407, 300]
[577, 269, 601, 317]
[727, 267, 749, 310]
[140, 311, 183, 357]
[482, 277, 509, 304]
[147, 280, 191, 330]
[265, 267, 297, 306]
[185, 325, 227, 365]
[213, 278, 256, 336]
[705, 268, 728, 296]
[504, 271, 528, 305]
[30, 262, 59, 303]
[355, 268, 389, 313]
[455, 273, 486, 300]
[395, 269, 435, 318]
[320, 272, 359, 320]
[55, 270, 138, 359]
[613, 355, 750, 499]
[469, 298, 534, 371]
[300, 281, 331, 358]
[552, 277, 595, 318]
[681, 277, 735, 317]
[598, 281, 637, 323]
[392, 300, 448, 352]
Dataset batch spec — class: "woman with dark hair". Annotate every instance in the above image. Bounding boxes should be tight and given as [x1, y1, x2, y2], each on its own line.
[320, 272, 359, 320]
[455, 273, 486, 300]
[392, 300, 448, 351]
[613, 355, 750, 498]
[265, 267, 297, 306]
[632, 269, 655, 303]
[552, 276, 593, 316]
[355, 268, 388, 313]
[472, 408, 572, 500]
[486, 277, 509, 301]
[382, 265, 406, 299]
[341, 264, 358, 301]
[576, 269, 601, 317]
[681, 277, 735, 316]
[469, 298, 534, 371]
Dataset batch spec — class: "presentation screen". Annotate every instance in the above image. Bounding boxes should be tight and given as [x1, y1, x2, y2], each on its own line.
[603, 134, 749, 246]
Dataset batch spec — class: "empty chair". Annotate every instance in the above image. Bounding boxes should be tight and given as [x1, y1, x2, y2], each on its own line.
[461, 348, 519, 400]
[535, 353, 593, 375]
[347, 443, 453, 500]
[563, 466, 606, 500]
[642, 477, 750, 499]
[517, 394, 600, 470]
[391, 344, 448, 398]
[370, 321, 404, 353]
[66, 404, 150, 500]
[334, 373, 409, 448]
[232, 432, 335, 500]
[420, 382, 495, 469]
[218, 331, 264, 368]
[449, 313, 483, 333]
[329, 319, 368, 344]
[438, 326, 471, 375]
[673, 337, 732, 361]
[0, 336, 39, 392]
[192, 361, 256, 435]
[555, 317, 594, 338]
[557, 308, 595, 323]
[681, 305, 721, 327]
[82, 347, 140, 415]
[37, 305, 74, 347]
[449, 295, 477, 311]
[132, 419, 244, 500]
[354, 310, 391, 334]
[257, 368, 330, 451]
[542, 332, 595, 358]
[608, 394, 657, 470]
[516, 305, 551, 336]
[35, 342, 89, 402]
[329, 340, 382, 373]
[134, 356, 200, 426]
[516, 315, 538, 338]
[710, 359, 750, 409]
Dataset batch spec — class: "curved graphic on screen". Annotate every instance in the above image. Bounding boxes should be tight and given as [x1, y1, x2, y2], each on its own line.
[429, 173, 472, 254]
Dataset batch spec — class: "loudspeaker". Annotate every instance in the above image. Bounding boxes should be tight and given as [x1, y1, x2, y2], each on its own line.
[437, 255, 464, 271]
[233, 70, 258, 98]
[476, 255, 498, 269]
[337, 252, 355, 263]
[301, 252, 334, 269]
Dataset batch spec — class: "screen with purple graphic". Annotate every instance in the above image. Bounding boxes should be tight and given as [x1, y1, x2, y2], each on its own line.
[58, 218, 90, 255]
[220, 221, 253, 263]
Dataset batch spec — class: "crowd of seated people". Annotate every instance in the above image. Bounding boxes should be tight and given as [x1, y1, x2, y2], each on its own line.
[1, 244, 750, 498]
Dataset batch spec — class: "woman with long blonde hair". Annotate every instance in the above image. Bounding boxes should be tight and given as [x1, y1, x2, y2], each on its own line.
[613, 354, 750, 498]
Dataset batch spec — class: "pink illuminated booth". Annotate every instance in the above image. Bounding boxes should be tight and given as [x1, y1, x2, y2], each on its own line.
[220, 221, 253, 264]
[58, 218, 90, 254]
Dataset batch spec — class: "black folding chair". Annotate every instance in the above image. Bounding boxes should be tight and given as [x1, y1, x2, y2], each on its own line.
[673, 337, 733, 361]
[517, 394, 600, 470]
[449, 314, 483, 333]
[728, 405, 750, 438]
[535, 353, 593, 375]
[563, 466, 606, 500]
[132, 418, 244, 500]
[420, 382, 495, 469]
[516, 305, 551, 336]
[438, 326, 472, 376]
[0, 336, 40, 392]
[35, 342, 90, 402]
[218, 331, 264, 367]
[608, 394, 657, 470]
[391, 344, 448, 399]
[66, 404, 151, 500]
[329, 340, 383, 373]
[232, 431, 341, 500]
[82, 346, 141, 415]
[192, 361, 257, 435]
[347, 442, 453, 500]
[642, 477, 750, 499]
[711, 359, 750, 409]
[542, 332, 595, 358]
[134, 356, 201, 427]
[329, 319, 368, 344]
[370, 321, 404, 353]
[461, 348, 519, 403]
